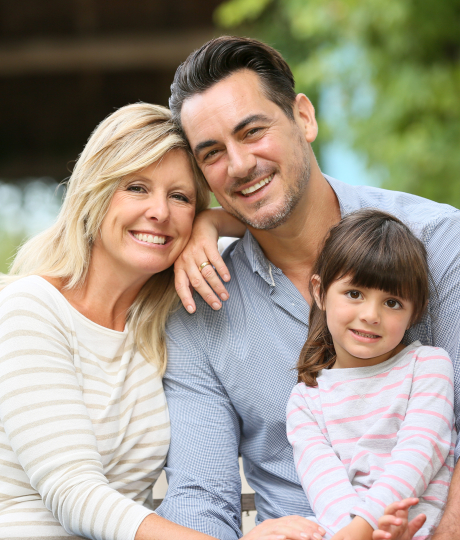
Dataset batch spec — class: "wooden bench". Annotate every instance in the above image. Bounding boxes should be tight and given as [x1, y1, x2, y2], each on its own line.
[153, 492, 256, 518]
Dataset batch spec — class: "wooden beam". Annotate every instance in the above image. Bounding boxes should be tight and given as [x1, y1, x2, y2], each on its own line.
[0, 30, 215, 76]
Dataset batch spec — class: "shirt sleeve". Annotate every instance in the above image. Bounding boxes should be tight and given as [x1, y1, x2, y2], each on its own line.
[286, 384, 360, 536]
[0, 285, 152, 540]
[156, 305, 242, 540]
[350, 348, 455, 529]
[410, 214, 460, 456]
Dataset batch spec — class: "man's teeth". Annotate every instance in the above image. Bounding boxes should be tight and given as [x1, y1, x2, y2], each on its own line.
[353, 330, 379, 338]
[241, 173, 274, 195]
[133, 233, 166, 245]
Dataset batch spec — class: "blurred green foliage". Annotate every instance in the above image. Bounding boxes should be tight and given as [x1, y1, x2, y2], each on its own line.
[0, 232, 22, 274]
[215, 0, 460, 207]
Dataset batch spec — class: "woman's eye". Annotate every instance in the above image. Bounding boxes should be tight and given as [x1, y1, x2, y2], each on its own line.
[171, 193, 189, 203]
[385, 299, 402, 309]
[346, 290, 362, 300]
[127, 184, 145, 193]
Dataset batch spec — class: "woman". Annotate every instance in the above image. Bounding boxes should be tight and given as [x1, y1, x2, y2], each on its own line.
[0, 103, 214, 540]
[0, 103, 324, 540]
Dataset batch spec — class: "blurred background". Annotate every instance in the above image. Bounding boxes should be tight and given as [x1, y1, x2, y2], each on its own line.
[1, 0, 459, 530]
[2, 0, 459, 272]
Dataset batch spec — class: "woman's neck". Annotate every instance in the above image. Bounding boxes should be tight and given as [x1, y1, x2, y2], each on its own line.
[43, 250, 150, 332]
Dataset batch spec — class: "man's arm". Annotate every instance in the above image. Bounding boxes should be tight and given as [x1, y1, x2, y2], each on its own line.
[431, 455, 460, 540]
[156, 309, 243, 540]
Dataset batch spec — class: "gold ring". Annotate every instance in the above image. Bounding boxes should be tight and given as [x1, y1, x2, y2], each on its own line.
[199, 261, 212, 272]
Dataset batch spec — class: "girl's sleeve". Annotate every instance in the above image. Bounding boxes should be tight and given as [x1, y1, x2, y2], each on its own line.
[287, 384, 361, 535]
[0, 285, 152, 540]
[350, 348, 455, 529]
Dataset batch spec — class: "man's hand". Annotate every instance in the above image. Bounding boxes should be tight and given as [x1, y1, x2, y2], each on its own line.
[330, 516, 373, 540]
[241, 516, 326, 540]
[372, 499, 426, 540]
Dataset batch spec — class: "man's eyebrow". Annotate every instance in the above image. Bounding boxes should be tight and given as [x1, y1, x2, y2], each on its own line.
[194, 139, 219, 157]
[232, 114, 271, 135]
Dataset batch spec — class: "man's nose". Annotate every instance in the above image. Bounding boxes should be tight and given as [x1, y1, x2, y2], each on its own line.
[227, 143, 256, 178]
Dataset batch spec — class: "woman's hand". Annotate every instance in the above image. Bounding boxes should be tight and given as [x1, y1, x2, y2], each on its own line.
[372, 499, 426, 540]
[174, 208, 245, 313]
[241, 515, 326, 540]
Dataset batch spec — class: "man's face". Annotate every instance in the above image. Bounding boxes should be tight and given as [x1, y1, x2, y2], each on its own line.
[180, 70, 317, 230]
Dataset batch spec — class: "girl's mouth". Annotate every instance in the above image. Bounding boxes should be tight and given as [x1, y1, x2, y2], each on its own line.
[352, 330, 381, 339]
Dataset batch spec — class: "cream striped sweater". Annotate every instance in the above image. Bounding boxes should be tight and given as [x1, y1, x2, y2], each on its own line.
[0, 276, 170, 539]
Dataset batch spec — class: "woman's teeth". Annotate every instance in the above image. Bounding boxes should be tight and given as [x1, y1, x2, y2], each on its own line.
[241, 173, 274, 196]
[352, 330, 380, 338]
[133, 233, 166, 245]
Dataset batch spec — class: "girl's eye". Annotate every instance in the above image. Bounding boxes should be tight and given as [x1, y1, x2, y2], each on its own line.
[385, 299, 402, 309]
[346, 290, 362, 300]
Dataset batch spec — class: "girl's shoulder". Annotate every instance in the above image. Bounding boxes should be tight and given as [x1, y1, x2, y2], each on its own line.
[407, 342, 453, 375]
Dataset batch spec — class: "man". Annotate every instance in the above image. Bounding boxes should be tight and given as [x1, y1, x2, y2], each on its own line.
[156, 36, 460, 539]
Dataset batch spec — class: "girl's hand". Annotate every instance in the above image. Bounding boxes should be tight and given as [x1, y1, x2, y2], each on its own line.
[330, 516, 373, 540]
[372, 499, 426, 540]
[241, 515, 326, 540]
[174, 208, 244, 313]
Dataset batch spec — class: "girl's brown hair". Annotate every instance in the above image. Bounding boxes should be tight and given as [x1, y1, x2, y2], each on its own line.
[297, 209, 430, 387]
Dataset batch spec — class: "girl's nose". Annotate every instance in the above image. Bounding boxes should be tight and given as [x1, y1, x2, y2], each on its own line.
[360, 302, 380, 325]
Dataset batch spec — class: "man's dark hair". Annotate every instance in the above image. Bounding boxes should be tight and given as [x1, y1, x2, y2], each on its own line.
[169, 36, 297, 132]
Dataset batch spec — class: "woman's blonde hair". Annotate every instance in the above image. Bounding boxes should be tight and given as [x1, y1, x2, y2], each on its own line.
[1, 102, 210, 374]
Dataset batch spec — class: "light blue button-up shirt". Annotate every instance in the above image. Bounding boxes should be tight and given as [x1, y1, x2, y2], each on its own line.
[157, 176, 460, 540]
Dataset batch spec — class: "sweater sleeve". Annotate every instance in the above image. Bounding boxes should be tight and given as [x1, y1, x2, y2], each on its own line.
[0, 283, 152, 540]
[351, 347, 455, 529]
[287, 384, 361, 535]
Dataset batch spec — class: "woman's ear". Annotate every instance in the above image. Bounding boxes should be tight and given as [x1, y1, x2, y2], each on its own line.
[311, 274, 324, 310]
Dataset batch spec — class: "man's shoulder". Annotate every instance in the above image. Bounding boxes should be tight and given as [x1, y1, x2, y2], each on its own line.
[329, 177, 460, 236]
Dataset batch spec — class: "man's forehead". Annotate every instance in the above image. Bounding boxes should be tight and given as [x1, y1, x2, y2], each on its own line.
[180, 70, 274, 142]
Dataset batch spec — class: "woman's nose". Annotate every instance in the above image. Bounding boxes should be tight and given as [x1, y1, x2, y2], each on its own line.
[145, 193, 170, 222]
[227, 143, 256, 179]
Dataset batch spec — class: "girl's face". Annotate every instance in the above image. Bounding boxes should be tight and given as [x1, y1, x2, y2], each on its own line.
[93, 149, 197, 283]
[312, 275, 415, 369]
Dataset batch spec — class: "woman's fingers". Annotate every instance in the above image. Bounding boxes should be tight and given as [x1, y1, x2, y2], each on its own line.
[174, 243, 232, 311]
[242, 516, 325, 540]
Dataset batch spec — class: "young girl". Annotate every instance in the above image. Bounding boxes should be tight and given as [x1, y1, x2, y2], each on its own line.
[287, 209, 456, 540]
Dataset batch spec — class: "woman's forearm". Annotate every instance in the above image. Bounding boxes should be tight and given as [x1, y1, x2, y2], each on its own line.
[198, 207, 246, 238]
[136, 514, 216, 540]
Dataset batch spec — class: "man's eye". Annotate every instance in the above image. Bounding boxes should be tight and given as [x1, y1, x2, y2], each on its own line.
[204, 149, 219, 161]
[385, 299, 402, 309]
[346, 290, 362, 300]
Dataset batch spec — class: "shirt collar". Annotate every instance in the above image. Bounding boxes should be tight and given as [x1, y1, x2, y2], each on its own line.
[241, 175, 360, 284]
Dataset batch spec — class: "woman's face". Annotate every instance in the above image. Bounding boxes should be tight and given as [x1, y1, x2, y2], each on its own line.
[94, 149, 197, 281]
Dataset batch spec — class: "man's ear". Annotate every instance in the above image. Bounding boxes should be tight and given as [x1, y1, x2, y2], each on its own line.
[294, 94, 318, 144]
[311, 274, 324, 310]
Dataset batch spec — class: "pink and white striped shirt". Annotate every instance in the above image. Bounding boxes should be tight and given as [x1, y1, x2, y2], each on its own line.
[287, 342, 456, 540]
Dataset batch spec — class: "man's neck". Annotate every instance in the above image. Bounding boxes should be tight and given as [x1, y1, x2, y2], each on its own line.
[249, 171, 341, 303]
